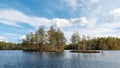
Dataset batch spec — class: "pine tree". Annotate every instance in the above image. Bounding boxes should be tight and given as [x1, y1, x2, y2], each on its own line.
[48, 26, 56, 50]
[71, 32, 80, 49]
[56, 28, 66, 51]
[82, 35, 87, 50]
[36, 26, 45, 51]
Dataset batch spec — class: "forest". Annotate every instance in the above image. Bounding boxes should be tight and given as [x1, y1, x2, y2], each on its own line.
[66, 32, 120, 50]
[0, 41, 22, 50]
[0, 26, 120, 51]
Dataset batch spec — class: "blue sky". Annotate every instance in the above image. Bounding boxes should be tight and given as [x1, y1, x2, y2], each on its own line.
[0, 0, 120, 43]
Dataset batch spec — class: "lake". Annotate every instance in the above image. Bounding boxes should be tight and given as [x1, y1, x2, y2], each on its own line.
[0, 50, 120, 68]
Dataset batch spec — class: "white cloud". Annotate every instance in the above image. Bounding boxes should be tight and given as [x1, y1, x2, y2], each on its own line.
[63, 0, 78, 8]
[52, 18, 72, 28]
[0, 20, 20, 27]
[70, 17, 96, 26]
[108, 8, 120, 20]
[0, 9, 96, 28]
[20, 35, 26, 40]
[90, 0, 100, 3]
[70, 17, 88, 26]
[0, 9, 51, 28]
[0, 9, 71, 28]
[63, 19, 120, 42]
[84, 8, 120, 38]
[0, 36, 8, 42]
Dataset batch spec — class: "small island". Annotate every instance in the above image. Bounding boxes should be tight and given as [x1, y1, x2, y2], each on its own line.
[70, 50, 100, 53]
[22, 26, 66, 52]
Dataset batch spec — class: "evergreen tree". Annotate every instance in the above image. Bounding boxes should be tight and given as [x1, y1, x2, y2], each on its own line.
[56, 28, 66, 51]
[48, 26, 56, 50]
[71, 32, 80, 49]
[36, 26, 45, 51]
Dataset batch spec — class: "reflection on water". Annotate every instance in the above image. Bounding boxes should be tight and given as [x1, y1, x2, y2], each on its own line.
[0, 50, 120, 68]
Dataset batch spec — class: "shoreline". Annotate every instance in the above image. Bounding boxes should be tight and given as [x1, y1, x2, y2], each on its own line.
[23, 49, 64, 52]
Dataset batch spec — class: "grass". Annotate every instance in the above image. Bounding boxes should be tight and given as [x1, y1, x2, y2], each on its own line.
[70, 50, 100, 53]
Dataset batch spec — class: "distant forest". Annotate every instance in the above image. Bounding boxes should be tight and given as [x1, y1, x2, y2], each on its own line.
[0, 26, 120, 51]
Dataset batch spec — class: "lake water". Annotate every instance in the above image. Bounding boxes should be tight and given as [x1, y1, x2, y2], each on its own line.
[0, 50, 120, 68]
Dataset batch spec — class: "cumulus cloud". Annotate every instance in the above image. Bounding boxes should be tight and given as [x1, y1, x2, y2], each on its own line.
[0, 36, 8, 42]
[20, 35, 26, 40]
[105, 8, 120, 28]
[108, 8, 120, 21]
[70, 17, 96, 26]
[83, 8, 120, 38]
[52, 18, 72, 28]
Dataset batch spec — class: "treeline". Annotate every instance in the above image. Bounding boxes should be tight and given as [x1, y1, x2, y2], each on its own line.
[22, 26, 66, 52]
[0, 28, 120, 51]
[65, 32, 120, 50]
[0, 41, 22, 50]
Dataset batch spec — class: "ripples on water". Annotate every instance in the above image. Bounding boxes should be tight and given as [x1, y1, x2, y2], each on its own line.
[0, 50, 120, 68]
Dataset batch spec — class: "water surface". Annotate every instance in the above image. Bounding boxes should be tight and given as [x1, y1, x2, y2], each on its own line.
[0, 50, 120, 68]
